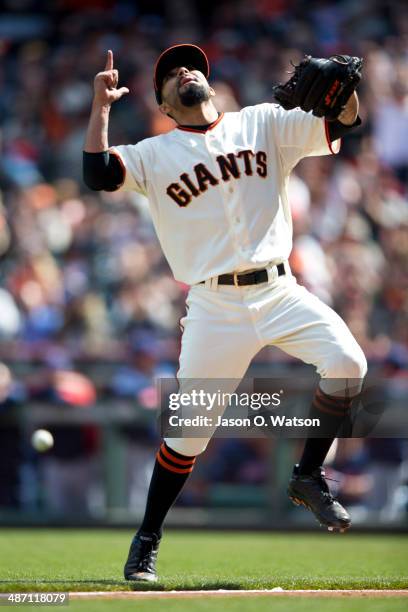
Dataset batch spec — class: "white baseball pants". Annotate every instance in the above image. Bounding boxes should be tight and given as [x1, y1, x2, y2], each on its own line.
[165, 266, 367, 456]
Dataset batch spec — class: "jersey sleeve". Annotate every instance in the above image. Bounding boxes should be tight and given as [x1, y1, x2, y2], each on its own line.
[109, 143, 148, 194]
[266, 104, 340, 174]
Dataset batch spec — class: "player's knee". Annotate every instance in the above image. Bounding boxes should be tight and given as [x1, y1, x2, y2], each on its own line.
[163, 437, 209, 457]
[325, 347, 367, 380]
[345, 348, 367, 380]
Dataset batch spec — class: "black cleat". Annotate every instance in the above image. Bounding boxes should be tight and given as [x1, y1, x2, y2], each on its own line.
[124, 531, 161, 582]
[288, 464, 351, 533]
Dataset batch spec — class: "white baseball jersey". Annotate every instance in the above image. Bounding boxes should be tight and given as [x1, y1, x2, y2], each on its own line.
[111, 103, 339, 285]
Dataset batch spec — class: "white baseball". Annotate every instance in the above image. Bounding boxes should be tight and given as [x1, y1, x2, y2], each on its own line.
[31, 429, 54, 452]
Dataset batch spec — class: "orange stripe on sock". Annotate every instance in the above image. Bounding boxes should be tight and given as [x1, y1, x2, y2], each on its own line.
[160, 443, 196, 466]
[316, 388, 352, 408]
[315, 396, 350, 411]
[156, 452, 194, 474]
[313, 398, 350, 416]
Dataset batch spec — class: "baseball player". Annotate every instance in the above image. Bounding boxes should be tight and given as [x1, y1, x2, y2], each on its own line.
[83, 44, 367, 582]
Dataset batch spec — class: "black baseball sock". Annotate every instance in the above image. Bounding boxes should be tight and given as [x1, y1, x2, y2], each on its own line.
[298, 437, 335, 475]
[138, 442, 196, 538]
[298, 386, 353, 475]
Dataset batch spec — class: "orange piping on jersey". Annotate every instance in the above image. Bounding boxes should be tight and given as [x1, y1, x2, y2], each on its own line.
[176, 112, 225, 133]
[324, 119, 341, 155]
[108, 149, 126, 189]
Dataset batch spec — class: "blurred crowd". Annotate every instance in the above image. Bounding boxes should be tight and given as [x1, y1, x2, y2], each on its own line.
[0, 0, 407, 521]
[0, 0, 407, 365]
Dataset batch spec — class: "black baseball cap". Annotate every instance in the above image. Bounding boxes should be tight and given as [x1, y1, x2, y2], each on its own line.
[154, 44, 210, 104]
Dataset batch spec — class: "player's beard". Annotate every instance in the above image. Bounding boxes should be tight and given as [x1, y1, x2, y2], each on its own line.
[179, 83, 210, 107]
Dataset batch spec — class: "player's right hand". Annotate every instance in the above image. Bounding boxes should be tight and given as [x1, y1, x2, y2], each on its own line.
[93, 50, 129, 106]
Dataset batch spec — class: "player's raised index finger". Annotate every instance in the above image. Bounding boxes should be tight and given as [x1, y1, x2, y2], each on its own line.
[105, 50, 113, 71]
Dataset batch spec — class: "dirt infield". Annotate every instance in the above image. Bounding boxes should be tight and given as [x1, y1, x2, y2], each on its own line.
[70, 589, 408, 600]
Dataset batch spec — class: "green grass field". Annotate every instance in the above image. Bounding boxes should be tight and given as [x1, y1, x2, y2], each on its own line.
[1, 529, 407, 610]
[55, 599, 408, 612]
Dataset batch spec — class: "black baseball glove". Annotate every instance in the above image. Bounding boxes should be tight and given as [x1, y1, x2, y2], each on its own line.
[272, 55, 363, 121]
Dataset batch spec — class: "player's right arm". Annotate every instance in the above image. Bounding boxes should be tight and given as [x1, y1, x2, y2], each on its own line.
[83, 50, 129, 191]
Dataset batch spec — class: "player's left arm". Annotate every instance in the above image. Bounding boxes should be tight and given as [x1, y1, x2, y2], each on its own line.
[326, 92, 361, 142]
[268, 96, 361, 173]
[338, 91, 359, 125]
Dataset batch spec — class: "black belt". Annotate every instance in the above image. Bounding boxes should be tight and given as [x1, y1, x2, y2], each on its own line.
[200, 263, 286, 287]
